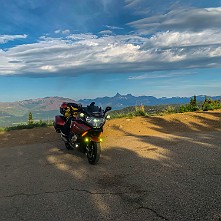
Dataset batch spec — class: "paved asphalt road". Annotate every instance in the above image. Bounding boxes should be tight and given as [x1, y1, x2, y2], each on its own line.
[1, 131, 221, 221]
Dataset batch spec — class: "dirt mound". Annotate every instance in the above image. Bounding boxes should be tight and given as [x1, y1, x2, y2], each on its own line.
[0, 110, 220, 148]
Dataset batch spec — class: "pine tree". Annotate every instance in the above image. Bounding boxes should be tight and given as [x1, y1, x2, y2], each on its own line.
[189, 95, 199, 111]
[193, 95, 197, 106]
[39, 118, 43, 125]
[28, 112, 34, 124]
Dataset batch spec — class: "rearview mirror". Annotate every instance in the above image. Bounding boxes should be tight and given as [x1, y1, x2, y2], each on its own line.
[105, 106, 112, 112]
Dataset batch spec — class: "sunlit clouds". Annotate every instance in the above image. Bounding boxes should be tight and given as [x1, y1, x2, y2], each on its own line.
[1, 27, 221, 76]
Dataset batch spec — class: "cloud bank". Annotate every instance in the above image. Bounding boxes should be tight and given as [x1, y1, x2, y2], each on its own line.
[0, 6, 221, 77]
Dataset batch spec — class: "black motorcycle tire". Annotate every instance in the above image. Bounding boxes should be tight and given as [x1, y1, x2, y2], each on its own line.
[87, 141, 101, 165]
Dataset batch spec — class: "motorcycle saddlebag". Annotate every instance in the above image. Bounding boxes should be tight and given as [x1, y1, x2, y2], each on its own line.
[54, 115, 66, 133]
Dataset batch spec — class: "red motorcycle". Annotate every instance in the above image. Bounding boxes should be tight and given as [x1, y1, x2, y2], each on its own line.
[54, 102, 111, 165]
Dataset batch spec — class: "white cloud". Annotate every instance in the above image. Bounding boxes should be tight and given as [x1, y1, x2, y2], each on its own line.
[54, 30, 61, 34]
[62, 29, 70, 34]
[129, 7, 221, 33]
[105, 25, 123, 30]
[40, 65, 56, 72]
[128, 71, 195, 80]
[125, 0, 143, 8]
[0, 34, 27, 44]
[142, 30, 221, 49]
[55, 29, 70, 35]
[99, 30, 113, 35]
[67, 33, 98, 41]
[0, 49, 25, 75]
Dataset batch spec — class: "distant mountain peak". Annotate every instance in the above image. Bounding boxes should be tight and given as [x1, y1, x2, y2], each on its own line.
[114, 92, 122, 97]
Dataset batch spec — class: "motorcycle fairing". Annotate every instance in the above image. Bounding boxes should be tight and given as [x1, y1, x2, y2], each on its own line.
[70, 120, 91, 134]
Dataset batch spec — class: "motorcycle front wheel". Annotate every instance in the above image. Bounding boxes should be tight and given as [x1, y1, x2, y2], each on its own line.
[86, 141, 101, 165]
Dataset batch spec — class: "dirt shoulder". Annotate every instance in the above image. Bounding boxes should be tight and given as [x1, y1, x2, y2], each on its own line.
[0, 110, 220, 148]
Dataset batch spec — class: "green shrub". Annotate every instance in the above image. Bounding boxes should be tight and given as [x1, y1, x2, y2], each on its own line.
[202, 97, 221, 111]
[202, 103, 213, 111]
[134, 105, 147, 116]
[179, 105, 186, 113]
[163, 106, 177, 114]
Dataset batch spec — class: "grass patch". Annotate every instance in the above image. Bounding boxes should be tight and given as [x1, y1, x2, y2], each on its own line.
[4, 122, 48, 131]
[110, 105, 149, 119]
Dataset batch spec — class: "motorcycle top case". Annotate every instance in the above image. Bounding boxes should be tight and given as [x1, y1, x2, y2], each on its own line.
[60, 102, 80, 118]
[55, 115, 66, 126]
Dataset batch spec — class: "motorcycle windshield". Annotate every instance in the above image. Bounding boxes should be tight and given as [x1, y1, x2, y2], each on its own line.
[83, 106, 104, 117]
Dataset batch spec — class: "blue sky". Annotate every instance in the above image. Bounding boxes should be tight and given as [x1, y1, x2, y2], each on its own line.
[0, 0, 221, 101]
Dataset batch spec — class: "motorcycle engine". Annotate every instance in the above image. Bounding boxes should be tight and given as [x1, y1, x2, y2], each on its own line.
[70, 134, 78, 143]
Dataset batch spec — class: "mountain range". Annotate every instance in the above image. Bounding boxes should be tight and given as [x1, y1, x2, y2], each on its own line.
[79, 93, 221, 108]
[0, 93, 220, 127]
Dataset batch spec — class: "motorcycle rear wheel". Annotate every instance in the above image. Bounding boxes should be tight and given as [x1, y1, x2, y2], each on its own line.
[87, 142, 101, 165]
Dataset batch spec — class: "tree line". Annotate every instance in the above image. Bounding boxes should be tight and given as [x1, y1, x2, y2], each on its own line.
[179, 95, 221, 113]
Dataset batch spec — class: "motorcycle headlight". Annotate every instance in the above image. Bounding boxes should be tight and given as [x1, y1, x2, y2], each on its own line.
[86, 117, 105, 128]
[79, 113, 84, 118]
